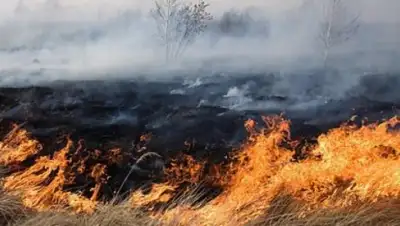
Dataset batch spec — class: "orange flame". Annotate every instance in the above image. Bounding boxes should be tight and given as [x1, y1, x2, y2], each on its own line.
[1, 138, 95, 213]
[0, 116, 398, 225]
[0, 124, 42, 165]
[156, 116, 400, 225]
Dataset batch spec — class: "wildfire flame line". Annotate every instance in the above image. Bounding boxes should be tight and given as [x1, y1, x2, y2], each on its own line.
[0, 116, 398, 225]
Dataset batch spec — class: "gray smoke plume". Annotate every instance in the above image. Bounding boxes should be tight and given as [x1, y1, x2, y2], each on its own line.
[0, 0, 399, 110]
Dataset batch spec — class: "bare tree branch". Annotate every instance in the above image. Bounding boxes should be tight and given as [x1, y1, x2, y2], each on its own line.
[318, 0, 360, 67]
[151, 0, 213, 62]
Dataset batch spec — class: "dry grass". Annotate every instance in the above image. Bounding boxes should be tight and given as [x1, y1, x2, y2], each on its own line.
[1, 192, 400, 226]
[12, 212, 80, 226]
[0, 164, 158, 226]
[12, 202, 160, 226]
[0, 189, 27, 226]
[0, 169, 400, 226]
[247, 195, 400, 226]
[0, 165, 28, 226]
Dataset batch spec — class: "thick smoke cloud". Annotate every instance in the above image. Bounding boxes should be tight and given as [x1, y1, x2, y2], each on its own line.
[0, 0, 399, 108]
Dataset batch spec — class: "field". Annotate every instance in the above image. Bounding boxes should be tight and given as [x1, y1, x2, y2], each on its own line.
[0, 1, 399, 225]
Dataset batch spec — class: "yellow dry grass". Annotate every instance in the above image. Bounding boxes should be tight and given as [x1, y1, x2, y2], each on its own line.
[2, 191, 400, 226]
[12, 203, 159, 226]
[0, 188, 27, 226]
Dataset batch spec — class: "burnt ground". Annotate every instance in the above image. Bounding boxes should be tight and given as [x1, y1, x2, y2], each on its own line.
[0, 71, 398, 199]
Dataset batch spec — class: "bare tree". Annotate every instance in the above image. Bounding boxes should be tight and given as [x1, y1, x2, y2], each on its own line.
[151, 0, 212, 62]
[318, 0, 360, 67]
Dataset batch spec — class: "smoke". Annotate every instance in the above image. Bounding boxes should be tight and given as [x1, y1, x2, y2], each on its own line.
[0, 0, 399, 109]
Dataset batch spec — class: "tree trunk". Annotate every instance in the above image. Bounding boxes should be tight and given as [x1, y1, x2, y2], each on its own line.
[323, 47, 330, 69]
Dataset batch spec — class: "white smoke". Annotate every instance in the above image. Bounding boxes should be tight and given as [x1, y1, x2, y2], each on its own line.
[0, 0, 399, 107]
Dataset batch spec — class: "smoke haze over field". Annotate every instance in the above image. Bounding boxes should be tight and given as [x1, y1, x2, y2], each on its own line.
[0, 0, 399, 88]
[1, 0, 399, 21]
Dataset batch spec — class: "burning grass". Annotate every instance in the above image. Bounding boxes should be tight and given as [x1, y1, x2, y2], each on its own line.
[0, 115, 399, 225]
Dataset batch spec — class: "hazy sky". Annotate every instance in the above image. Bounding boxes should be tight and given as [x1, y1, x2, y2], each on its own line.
[0, 0, 398, 22]
[0, 0, 398, 87]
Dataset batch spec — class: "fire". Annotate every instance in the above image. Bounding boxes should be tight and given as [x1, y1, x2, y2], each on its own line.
[129, 154, 226, 212]
[0, 116, 398, 225]
[1, 138, 95, 213]
[130, 183, 178, 210]
[173, 116, 296, 225]
[0, 132, 122, 213]
[154, 116, 400, 225]
[0, 124, 42, 166]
